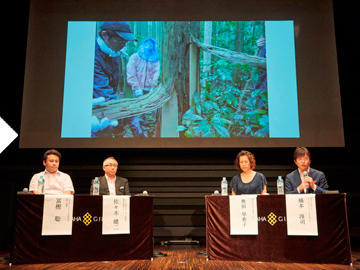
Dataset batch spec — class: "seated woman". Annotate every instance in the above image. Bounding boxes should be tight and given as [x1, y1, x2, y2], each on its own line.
[230, 150, 267, 195]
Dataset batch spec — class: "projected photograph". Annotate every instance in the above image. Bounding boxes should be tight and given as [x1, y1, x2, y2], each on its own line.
[62, 21, 299, 139]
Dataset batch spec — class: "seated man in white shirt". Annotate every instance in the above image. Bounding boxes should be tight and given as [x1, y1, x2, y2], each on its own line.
[90, 157, 130, 195]
[29, 149, 75, 194]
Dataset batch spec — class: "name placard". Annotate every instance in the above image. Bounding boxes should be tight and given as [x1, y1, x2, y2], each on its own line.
[286, 194, 318, 236]
[42, 195, 74, 236]
[102, 195, 130, 235]
[229, 195, 258, 235]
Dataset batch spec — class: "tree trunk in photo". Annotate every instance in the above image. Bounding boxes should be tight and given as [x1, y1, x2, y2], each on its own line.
[233, 21, 245, 87]
[203, 21, 212, 74]
[148, 21, 153, 38]
[155, 22, 162, 53]
[161, 21, 200, 137]
[234, 21, 244, 53]
[201, 21, 212, 96]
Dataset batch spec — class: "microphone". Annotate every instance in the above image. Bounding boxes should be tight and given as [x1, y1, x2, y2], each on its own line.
[303, 171, 308, 193]
[18, 188, 30, 194]
[212, 190, 220, 196]
[135, 190, 149, 196]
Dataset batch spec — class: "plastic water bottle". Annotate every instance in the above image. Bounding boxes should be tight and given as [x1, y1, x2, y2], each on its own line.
[37, 175, 45, 194]
[92, 177, 100, 195]
[221, 177, 228, 196]
[277, 176, 284, 194]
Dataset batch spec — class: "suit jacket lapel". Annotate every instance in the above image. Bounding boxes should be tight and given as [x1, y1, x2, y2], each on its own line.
[308, 168, 313, 178]
[115, 176, 121, 195]
[100, 176, 109, 194]
[294, 170, 304, 194]
[308, 168, 315, 193]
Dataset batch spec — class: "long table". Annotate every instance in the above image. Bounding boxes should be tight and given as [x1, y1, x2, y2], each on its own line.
[206, 194, 352, 264]
[11, 194, 153, 264]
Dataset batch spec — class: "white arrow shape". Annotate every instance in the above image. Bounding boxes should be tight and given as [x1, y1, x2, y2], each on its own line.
[0, 117, 18, 154]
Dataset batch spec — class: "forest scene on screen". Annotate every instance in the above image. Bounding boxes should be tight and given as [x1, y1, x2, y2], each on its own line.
[91, 21, 268, 138]
[179, 21, 267, 138]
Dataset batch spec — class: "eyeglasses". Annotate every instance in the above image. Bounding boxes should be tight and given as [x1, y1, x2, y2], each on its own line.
[296, 157, 309, 162]
[104, 164, 118, 168]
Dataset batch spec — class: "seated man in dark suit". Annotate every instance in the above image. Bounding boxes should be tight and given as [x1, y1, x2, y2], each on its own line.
[90, 157, 130, 195]
[285, 147, 329, 194]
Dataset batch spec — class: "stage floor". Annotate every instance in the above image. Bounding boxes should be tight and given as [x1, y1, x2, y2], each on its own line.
[1, 244, 359, 269]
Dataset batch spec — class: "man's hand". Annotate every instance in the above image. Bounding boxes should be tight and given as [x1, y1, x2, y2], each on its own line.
[298, 181, 309, 193]
[91, 97, 118, 133]
[92, 97, 106, 105]
[304, 176, 316, 190]
[91, 116, 118, 133]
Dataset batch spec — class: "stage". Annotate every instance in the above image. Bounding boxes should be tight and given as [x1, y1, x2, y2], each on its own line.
[1, 244, 359, 269]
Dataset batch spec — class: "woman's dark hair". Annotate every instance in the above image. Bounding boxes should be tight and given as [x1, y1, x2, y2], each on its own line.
[234, 150, 256, 171]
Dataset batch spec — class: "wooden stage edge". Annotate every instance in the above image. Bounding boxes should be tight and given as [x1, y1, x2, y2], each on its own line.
[1, 245, 360, 270]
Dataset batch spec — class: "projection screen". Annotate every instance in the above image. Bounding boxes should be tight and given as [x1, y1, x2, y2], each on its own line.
[19, 0, 344, 148]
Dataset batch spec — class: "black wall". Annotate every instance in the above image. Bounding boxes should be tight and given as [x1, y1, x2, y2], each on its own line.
[0, 0, 359, 248]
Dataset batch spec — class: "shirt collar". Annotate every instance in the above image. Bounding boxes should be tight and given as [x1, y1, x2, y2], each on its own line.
[44, 169, 60, 175]
[105, 174, 116, 182]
